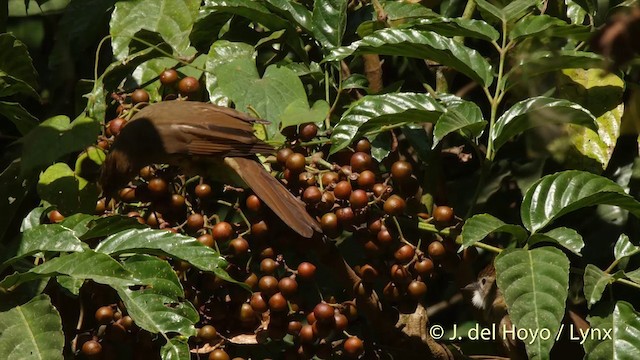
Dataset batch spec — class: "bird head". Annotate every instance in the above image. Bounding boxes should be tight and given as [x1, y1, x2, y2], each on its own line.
[463, 263, 499, 311]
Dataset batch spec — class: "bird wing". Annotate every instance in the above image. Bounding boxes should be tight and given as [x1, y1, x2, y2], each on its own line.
[224, 157, 321, 238]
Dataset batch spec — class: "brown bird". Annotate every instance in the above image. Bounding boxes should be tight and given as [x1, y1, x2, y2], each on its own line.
[99, 100, 321, 238]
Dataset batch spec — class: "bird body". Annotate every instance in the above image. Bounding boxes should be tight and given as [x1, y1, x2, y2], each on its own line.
[100, 100, 320, 238]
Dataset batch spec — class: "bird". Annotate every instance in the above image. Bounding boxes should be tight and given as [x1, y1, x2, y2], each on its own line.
[99, 100, 321, 238]
[463, 263, 524, 360]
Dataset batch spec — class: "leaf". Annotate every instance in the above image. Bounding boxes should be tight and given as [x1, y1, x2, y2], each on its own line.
[0, 33, 38, 98]
[312, 0, 347, 49]
[614, 233, 640, 261]
[161, 337, 190, 360]
[489, 96, 597, 155]
[583, 264, 619, 308]
[130, 57, 180, 102]
[109, 0, 200, 60]
[0, 294, 64, 360]
[521, 170, 640, 233]
[95, 228, 231, 283]
[495, 247, 570, 360]
[475, 0, 506, 22]
[583, 302, 640, 359]
[20, 207, 48, 233]
[502, 0, 539, 22]
[625, 268, 640, 284]
[0, 101, 38, 135]
[527, 227, 584, 255]
[0, 224, 85, 270]
[342, 74, 368, 90]
[433, 94, 487, 147]
[329, 92, 444, 155]
[113, 255, 198, 337]
[503, 51, 603, 91]
[79, 215, 148, 240]
[205, 41, 255, 106]
[21, 115, 101, 175]
[383, 0, 438, 20]
[56, 275, 84, 296]
[509, 14, 590, 40]
[280, 99, 330, 129]
[460, 213, 528, 250]
[0, 251, 137, 291]
[37, 163, 99, 215]
[215, 58, 307, 140]
[324, 28, 493, 87]
[0, 160, 35, 242]
[264, 0, 313, 33]
[400, 17, 500, 42]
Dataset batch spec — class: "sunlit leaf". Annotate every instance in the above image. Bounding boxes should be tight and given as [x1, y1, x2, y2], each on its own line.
[460, 213, 528, 250]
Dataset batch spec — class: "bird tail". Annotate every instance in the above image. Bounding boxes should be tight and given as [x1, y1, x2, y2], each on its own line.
[224, 157, 321, 238]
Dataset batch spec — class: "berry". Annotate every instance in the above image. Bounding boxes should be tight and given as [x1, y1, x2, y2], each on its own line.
[383, 195, 406, 216]
[408, 280, 428, 300]
[187, 213, 205, 231]
[81, 340, 102, 357]
[131, 89, 149, 104]
[299, 122, 318, 141]
[433, 206, 455, 224]
[350, 152, 373, 173]
[394, 244, 415, 263]
[276, 148, 293, 165]
[355, 138, 371, 153]
[334, 313, 349, 331]
[303, 186, 322, 205]
[391, 160, 413, 182]
[299, 324, 316, 344]
[278, 277, 298, 297]
[321, 172, 339, 187]
[107, 118, 127, 137]
[260, 258, 278, 274]
[334, 180, 352, 200]
[48, 210, 65, 223]
[297, 262, 316, 280]
[95, 306, 114, 324]
[250, 292, 269, 313]
[246, 194, 262, 212]
[212, 222, 233, 242]
[170, 194, 186, 210]
[287, 321, 302, 335]
[285, 153, 306, 173]
[428, 241, 446, 260]
[195, 183, 212, 198]
[268, 292, 288, 312]
[344, 336, 364, 357]
[148, 178, 168, 197]
[178, 76, 200, 95]
[159, 69, 179, 85]
[313, 303, 335, 324]
[349, 189, 369, 209]
[197, 234, 215, 247]
[321, 213, 340, 238]
[357, 170, 376, 189]
[198, 325, 218, 341]
[229, 237, 250, 256]
[209, 349, 230, 360]
[335, 207, 355, 228]
[414, 258, 434, 277]
[259, 276, 279, 297]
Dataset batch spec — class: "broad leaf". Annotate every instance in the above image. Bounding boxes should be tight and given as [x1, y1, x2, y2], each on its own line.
[383, 0, 438, 20]
[215, 58, 307, 140]
[330, 92, 444, 155]
[433, 94, 486, 147]
[400, 17, 500, 42]
[460, 214, 528, 250]
[509, 14, 590, 40]
[312, 0, 347, 49]
[489, 97, 597, 155]
[495, 247, 569, 360]
[95, 228, 231, 282]
[0, 160, 35, 242]
[503, 51, 603, 91]
[583, 302, 640, 359]
[0, 101, 38, 135]
[325, 29, 493, 87]
[80, 215, 148, 240]
[114, 255, 198, 337]
[528, 227, 584, 255]
[475, 0, 506, 22]
[21, 115, 101, 175]
[205, 40, 255, 106]
[0, 33, 38, 98]
[264, 0, 312, 33]
[110, 0, 200, 60]
[0, 251, 137, 291]
[521, 170, 640, 233]
[0, 224, 85, 270]
[583, 264, 621, 308]
[280, 99, 330, 128]
[614, 234, 640, 261]
[160, 337, 190, 360]
[56, 275, 84, 296]
[37, 163, 99, 215]
[0, 294, 63, 360]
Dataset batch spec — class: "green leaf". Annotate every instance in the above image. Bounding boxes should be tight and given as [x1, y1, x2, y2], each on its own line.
[325, 29, 493, 87]
[614, 233, 640, 261]
[400, 17, 500, 42]
[503, 51, 603, 91]
[342, 74, 368, 90]
[433, 94, 486, 147]
[489, 96, 597, 155]
[79, 216, 148, 240]
[37, 163, 99, 215]
[264, 0, 313, 33]
[0, 160, 35, 242]
[509, 14, 590, 40]
[625, 268, 640, 284]
[95, 228, 231, 283]
[475, 0, 506, 22]
[383, 0, 438, 20]
[205, 40, 255, 106]
[21, 115, 101, 175]
[280, 99, 330, 129]
[502, 0, 539, 22]
[330, 92, 444, 155]
[56, 275, 84, 296]
[9, 0, 69, 16]
[495, 247, 570, 360]
[583, 302, 640, 359]
[0, 33, 38, 98]
[109, 0, 200, 60]
[312, 0, 347, 49]
[0, 251, 137, 291]
[583, 264, 619, 308]
[521, 170, 640, 233]
[0, 294, 64, 360]
[0, 224, 85, 270]
[20, 206, 48, 233]
[215, 58, 307, 140]
[527, 227, 584, 255]
[189, 10, 232, 51]
[0, 101, 38, 135]
[160, 337, 190, 360]
[460, 214, 528, 250]
[113, 255, 198, 337]
[130, 57, 179, 102]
